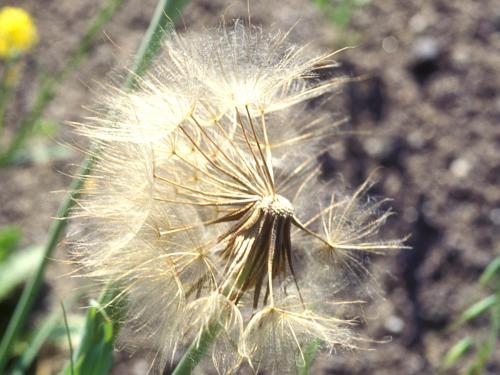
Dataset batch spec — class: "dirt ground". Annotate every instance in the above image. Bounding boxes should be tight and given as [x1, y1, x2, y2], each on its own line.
[0, 0, 499, 374]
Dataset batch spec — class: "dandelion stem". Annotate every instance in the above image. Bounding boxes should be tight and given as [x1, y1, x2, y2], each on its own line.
[0, 58, 16, 138]
[0, 153, 94, 374]
[0, 0, 187, 372]
[9, 297, 76, 375]
[297, 339, 321, 375]
[125, 0, 192, 88]
[171, 324, 221, 375]
[60, 302, 75, 375]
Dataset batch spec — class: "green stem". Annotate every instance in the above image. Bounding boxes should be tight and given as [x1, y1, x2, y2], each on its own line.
[0, 0, 125, 166]
[60, 0, 190, 370]
[297, 339, 321, 375]
[171, 324, 220, 375]
[0, 59, 16, 138]
[9, 297, 77, 375]
[0, 0, 189, 372]
[59, 287, 125, 375]
[60, 302, 75, 375]
[0, 0, 127, 368]
[9, 313, 59, 375]
[0, 153, 95, 374]
[125, 0, 191, 88]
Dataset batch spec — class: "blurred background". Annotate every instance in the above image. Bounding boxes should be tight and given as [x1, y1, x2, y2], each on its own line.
[0, 0, 498, 374]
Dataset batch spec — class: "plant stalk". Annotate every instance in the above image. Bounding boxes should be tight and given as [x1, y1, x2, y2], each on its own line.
[0, 153, 95, 373]
[59, 0, 191, 370]
[171, 324, 220, 375]
[0, 0, 125, 371]
[0, 0, 190, 372]
[0, 59, 16, 137]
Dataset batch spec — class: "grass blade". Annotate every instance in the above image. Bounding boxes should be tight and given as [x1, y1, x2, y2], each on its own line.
[62, 0, 191, 372]
[479, 257, 500, 287]
[442, 337, 474, 369]
[60, 289, 125, 375]
[0, 0, 128, 370]
[0, 245, 43, 302]
[0, 225, 22, 262]
[466, 340, 493, 375]
[171, 324, 220, 375]
[61, 302, 75, 375]
[0, 155, 94, 373]
[9, 299, 77, 375]
[297, 339, 321, 375]
[125, 0, 191, 88]
[454, 295, 498, 327]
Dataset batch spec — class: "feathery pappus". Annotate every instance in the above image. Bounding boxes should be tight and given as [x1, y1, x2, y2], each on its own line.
[71, 22, 405, 374]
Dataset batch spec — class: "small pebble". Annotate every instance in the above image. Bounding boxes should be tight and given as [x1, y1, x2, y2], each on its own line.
[450, 157, 472, 178]
[382, 36, 399, 53]
[364, 138, 394, 159]
[489, 208, 500, 225]
[410, 13, 428, 32]
[384, 315, 405, 334]
[407, 131, 425, 149]
[413, 37, 439, 61]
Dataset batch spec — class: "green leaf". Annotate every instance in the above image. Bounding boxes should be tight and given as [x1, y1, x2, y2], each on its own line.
[443, 337, 474, 368]
[61, 302, 75, 375]
[330, 1, 354, 28]
[313, 0, 370, 29]
[10, 306, 64, 375]
[61, 288, 126, 375]
[297, 339, 321, 375]
[0, 246, 43, 302]
[49, 314, 85, 346]
[12, 142, 74, 165]
[0, 0, 126, 370]
[455, 295, 498, 327]
[32, 119, 60, 137]
[465, 340, 494, 375]
[479, 257, 500, 287]
[0, 226, 22, 262]
[171, 322, 221, 375]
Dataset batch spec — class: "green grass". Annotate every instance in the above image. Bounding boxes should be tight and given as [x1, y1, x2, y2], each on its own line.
[0, 1, 190, 373]
[57, 0, 192, 373]
[441, 257, 500, 374]
[0, 0, 125, 166]
[313, 0, 370, 29]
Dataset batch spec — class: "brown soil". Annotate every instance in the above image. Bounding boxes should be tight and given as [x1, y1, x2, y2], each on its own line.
[1, 0, 498, 374]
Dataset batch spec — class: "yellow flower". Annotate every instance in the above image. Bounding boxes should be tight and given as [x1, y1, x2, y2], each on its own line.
[0, 6, 38, 59]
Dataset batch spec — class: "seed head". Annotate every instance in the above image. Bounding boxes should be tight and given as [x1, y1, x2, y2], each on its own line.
[72, 23, 405, 374]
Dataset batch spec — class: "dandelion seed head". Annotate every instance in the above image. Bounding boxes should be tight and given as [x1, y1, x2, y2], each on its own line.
[240, 302, 356, 374]
[71, 22, 405, 374]
[260, 194, 294, 216]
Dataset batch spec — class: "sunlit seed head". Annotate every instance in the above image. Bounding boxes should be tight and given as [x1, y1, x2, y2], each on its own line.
[72, 21, 405, 374]
[260, 194, 294, 216]
[157, 22, 345, 117]
[240, 303, 356, 374]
